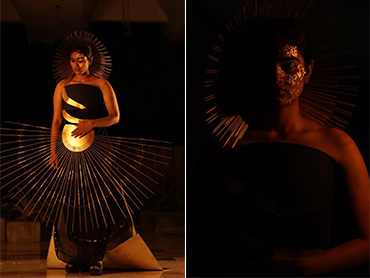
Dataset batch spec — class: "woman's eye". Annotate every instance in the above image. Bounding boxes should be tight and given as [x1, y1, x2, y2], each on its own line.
[281, 62, 297, 72]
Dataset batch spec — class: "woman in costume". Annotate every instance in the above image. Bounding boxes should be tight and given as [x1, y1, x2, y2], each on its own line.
[0, 32, 167, 275]
[47, 32, 166, 275]
[49, 38, 125, 275]
[189, 18, 369, 277]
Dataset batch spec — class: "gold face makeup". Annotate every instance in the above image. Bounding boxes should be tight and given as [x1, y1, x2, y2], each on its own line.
[70, 52, 90, 75]
[276, 44, 306, 105]
[281, 44, 299, 58]
[76, 53, 88, 68]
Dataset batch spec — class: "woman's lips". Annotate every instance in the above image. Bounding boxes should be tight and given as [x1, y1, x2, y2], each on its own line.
[276, 88, 289, 96]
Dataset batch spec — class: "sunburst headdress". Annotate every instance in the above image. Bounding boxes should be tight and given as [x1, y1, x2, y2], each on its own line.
[204, 0, 358, 148]
[53, 31, 112, 81]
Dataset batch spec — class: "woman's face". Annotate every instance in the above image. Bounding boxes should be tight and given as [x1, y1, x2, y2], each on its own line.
[253, 43, 313, 107]
[70, 51, 90, 76]
[275, 44, 307, 105]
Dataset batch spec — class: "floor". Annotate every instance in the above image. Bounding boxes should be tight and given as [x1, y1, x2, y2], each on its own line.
[0, 232, 185, 278]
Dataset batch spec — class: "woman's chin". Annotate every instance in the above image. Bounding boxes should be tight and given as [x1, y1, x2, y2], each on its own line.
[265, 96, 292, 107]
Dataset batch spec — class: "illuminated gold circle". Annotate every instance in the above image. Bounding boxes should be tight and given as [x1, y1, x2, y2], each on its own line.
[62, 124, 94, 152]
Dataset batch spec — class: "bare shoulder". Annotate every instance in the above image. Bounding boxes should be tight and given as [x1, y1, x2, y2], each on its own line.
[54, 79, 69, 96]
[320, 127, 362, 164]
[321, 127, 355, 148]
[90, 77, 111, 88]
[56, 79, 69, 89]
[294, 120, 359, 162]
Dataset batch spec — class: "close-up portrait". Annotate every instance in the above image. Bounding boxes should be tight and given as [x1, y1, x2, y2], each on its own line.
[187, 0, 369, 277]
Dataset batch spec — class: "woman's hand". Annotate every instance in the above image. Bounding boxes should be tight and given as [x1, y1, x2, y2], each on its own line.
[49, 152, 59, 170]
[71, 120, 95, 138]
[247, 248, 323, 276]
[254, 248, 324, 276]
[272, 248, 323, 274]
[273, 248, 323, 259]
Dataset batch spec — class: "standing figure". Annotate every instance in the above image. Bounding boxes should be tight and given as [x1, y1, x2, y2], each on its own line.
[47, 33, 164, 275]
[49, 40, 125, 275]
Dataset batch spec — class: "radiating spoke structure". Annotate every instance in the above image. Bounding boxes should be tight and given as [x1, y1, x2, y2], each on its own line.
[0, 122, 172, 232]
[204, 0, 358, 148]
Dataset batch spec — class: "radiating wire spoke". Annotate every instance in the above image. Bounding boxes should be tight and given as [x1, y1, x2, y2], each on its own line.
[1, 147, 51, 190]
[1, 119, 171, 229]
[84, 145, 132, 223]
[95, 139, 170, 166]
[33, 144, 69, 221]
[0, 144, 49, 170]
[82, 150, 111, 228]
[42, 148, 73, 225]
[92, 140, 158, 190]
[88, 144, 145, 210]
[80, 157, 97, 230]
[104, 135, 172, 145]
[84, 146, 129, 219]
[1, 141, 50, 170]
[28, 145, 68, 218]
[5, 121, 52, 131]
[96, 136, 171, 160]
[87, 142, 142, 211]
[0, 127, 53, 134]
[81, 150, 108, 228]
[0, 139, 50, 155]
[40, 144, 72, 215]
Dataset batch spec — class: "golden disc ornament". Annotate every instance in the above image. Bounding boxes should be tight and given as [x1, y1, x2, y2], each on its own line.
[62, 124, 95, 152]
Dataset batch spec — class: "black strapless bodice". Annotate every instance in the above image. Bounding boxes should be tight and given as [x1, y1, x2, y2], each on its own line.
[187, 140, 367, 277]
[212, 143, 336, 276]
[62, 84, 108, 121]
[221, 142, 335, 250]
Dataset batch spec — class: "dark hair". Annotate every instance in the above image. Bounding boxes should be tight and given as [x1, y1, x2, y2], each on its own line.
[252, 18, 314, 67]
[68, 42, 93, 59]
[214, 17, 314, 123]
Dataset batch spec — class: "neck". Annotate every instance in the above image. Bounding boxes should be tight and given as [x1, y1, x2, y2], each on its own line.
[73, 72, 90, 82]
[260, 101, 305, 135]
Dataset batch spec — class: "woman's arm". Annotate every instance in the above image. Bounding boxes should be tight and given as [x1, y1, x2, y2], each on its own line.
[50, 81, 64, 169]
[71, 79, 120, 138]
[294, 132, 369, 276]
